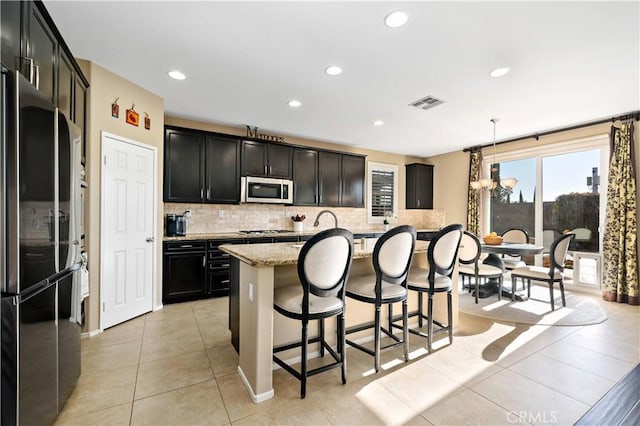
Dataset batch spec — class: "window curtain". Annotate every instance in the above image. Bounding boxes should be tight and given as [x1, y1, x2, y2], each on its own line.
[467, 150, 481, 236]
[602, 121, 638, 305]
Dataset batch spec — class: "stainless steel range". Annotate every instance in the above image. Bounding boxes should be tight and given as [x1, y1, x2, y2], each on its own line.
[239, 230, 291, 234]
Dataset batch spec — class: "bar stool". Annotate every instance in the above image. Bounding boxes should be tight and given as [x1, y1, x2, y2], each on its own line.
[272, 228, 354, 398]
[407, 223, 463, 352]
[345, 225, 416, 373]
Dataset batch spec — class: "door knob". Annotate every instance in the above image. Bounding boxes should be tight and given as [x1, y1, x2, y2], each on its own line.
[146, 237, 155, 243]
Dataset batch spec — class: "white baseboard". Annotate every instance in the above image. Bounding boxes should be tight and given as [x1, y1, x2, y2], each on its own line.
[81, 329, 102, 338]
[238, 366, 274, 403]
[153, 303, 164, 312]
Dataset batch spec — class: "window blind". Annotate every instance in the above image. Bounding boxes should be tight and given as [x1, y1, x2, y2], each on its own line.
[371, 170, 394, 217]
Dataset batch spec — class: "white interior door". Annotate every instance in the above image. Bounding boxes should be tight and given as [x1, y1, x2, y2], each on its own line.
[101, 132, 156, 329]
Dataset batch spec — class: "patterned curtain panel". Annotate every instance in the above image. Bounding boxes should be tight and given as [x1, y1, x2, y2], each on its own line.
[602, 121, 638, 305]
[467, 150, 481, 236]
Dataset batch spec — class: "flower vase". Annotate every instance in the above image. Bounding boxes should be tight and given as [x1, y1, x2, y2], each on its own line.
[293, 221, 304, 232]
[384, 223, 390, 231]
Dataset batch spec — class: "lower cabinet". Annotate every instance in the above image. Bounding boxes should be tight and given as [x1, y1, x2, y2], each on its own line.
[162, 241, 207, 304]
[207, 239, 244, 297]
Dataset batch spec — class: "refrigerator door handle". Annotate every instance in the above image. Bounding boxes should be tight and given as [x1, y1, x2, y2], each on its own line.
[1, 71, 6, 292]
[54, 107, 60, 273]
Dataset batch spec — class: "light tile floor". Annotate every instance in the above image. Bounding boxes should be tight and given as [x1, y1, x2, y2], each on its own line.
[56, 291, 639, 426]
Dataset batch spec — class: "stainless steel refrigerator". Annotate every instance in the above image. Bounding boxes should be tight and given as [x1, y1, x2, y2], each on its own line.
[1, 68, 83, 425]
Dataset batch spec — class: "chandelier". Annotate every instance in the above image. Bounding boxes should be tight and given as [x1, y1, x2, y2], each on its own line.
[471, 118, 518, 195]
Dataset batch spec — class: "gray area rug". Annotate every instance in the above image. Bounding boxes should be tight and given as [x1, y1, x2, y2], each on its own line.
[459, 285, 607, 326]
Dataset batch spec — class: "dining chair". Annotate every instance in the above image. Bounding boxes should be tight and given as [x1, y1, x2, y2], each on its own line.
[345, 225, 416, 373]
[458, 231, 504, 304]
[510, 233, 574, 311]
[500, 228, 529, 269]
[272, 228, 354, 398]
[407, 223, 463, 352]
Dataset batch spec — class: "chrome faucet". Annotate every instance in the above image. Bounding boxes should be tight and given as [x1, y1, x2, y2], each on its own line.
[313, 210, 338, 228]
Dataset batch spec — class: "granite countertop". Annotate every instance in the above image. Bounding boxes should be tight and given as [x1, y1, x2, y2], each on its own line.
[219, 239, 429, 267]
[163, 228, 440, 241]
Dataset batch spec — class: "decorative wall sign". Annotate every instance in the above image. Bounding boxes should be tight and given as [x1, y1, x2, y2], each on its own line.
[126, 104, 139, 127]
[144, 113, 151, 130]
[245, 125, 285, 143]
[111, 97, 120, 118]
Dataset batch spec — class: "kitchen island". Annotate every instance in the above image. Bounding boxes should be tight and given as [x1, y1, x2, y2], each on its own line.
[220, 236, 459, 403]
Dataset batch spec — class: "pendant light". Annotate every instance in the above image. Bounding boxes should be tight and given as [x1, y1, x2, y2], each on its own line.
[471, 118, 518, 195]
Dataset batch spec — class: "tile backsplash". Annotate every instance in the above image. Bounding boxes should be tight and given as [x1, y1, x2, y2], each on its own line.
[164, 203, 446, 235]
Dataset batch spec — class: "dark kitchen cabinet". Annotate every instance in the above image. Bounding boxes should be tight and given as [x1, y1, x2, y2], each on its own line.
[26, 2, 57, 103]
[205, 136, 241, 203]
[1, 0, 23, 71]
[164, 127, 240, 204]
[318, 152, 365, 207]
[341, 154, 365, 207]
[1, 0, 88, 161]
[164, 129, 205, 202]
[207, 238, 243, 296]
[318, 151, 342, 207]
[406, 163, 433, 209]
[292, 148, 318, 206]
[163, 241, 207, 304]
[57, 50, 73, 120]
[241, 140, 292, 179]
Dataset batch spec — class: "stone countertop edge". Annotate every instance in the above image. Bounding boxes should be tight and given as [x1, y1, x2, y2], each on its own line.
[219, 239, 429, 267]
[163, 228, 441, 241]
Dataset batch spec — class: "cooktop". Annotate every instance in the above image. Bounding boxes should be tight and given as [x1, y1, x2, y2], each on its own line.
[238, 230, 291, 234]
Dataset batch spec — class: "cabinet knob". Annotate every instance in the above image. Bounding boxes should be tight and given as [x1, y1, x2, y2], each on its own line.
[146, 237, 155, 243]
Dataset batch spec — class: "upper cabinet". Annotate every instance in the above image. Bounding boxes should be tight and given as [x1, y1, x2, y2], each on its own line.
[292, 148, 318, 206]
[241, 140, 292, 179]
[26, 3, 57, 103]
[341, 154, 365, 207]
[165, 126, 365, 207]
[1, 0, 88, 161]
[1, 1, 22, 71]
[205, 135, 241, 204]
[164, 129, 205, 202]
[318, 152, 365, 208]
[164, 127, 240, 204]
[406, 163, 433, 209]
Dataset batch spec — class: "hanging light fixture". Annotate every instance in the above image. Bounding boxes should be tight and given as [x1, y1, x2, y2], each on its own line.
[471, 118, 518, 196]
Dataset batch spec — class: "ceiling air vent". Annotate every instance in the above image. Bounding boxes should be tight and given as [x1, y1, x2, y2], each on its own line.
[409, 95, 444, 110]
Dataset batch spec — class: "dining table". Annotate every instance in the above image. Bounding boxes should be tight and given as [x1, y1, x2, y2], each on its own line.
[479, 242, 544, 300]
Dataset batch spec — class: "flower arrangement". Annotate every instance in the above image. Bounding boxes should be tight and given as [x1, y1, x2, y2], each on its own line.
[291, 214, 306, 222]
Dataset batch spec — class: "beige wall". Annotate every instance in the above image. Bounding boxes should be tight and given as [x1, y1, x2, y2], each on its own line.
[80, 60, 165, 333]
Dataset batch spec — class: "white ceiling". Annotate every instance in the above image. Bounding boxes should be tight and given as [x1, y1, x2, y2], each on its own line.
[44, 1, 639, 158]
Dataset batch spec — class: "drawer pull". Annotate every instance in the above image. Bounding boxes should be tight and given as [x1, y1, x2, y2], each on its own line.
[221, 280, 230, 284]
[180, 244, 193, 248]
[221, 263, 230, 268]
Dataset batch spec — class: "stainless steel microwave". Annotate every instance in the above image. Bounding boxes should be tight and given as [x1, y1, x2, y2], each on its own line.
[240, 176, 294, 204]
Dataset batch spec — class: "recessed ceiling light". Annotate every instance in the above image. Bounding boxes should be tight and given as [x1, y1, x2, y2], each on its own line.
[384, 11, 408, 28]
[168, 70, 186, 80]
[373, 120, 384, 126]
[288, 100, 302, 108]
[490, 67, 511, 78]
[324, 66, 342, 76]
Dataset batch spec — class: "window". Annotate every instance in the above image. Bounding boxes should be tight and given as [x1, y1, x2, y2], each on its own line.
[484, 135, 608, 287]
[367, 162, 398, 224]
